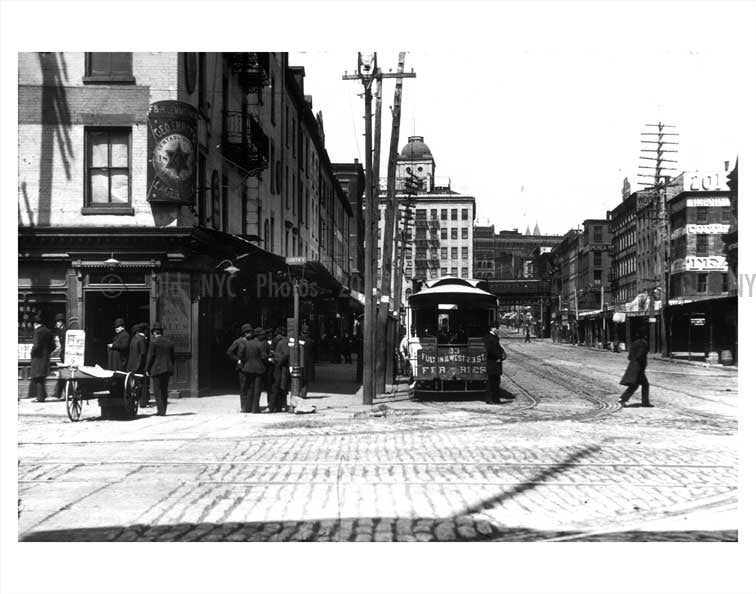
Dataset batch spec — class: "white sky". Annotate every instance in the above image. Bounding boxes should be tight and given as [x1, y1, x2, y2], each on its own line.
[289, 3, 755, 235]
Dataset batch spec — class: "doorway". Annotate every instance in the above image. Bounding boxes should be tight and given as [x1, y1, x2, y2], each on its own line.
[84, 291, 150, 367]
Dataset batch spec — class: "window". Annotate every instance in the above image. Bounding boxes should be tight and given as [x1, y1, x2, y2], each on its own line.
[430, 228, 438, 239]
[451, 267, 458, 276]
[441, 267, 448, 276]
[85, 53, 134, 82]
[441, 209, 448, 220]
[593, 226, 603, 242]
[85, 128, 131, 208]
[461, 228, 468, 239]
[430, 208, 438, 220]
[451, 247, 458, 259]
[722, 273, 729, 293]
[594, 270, 602, 282]
[451, 228, 458, 240]
[593, 251, 602, 267]
[431, 249, 439, 259]
[451, 208, 458, 220]
[696, 206, 708, 224]
[721, 206, 731, 224]
[462, 267, 468, 277]
[377, 248, 381, 260]
[430, 270, 438, 279]
[697, 273, 708, 293]
[461, 208, 468, 220]
[416, 209, 427, 220]
[441, 228, 448, 240]
[461, 247, 468, 259]
[406, 229, 412, 240]
[696, 234, 708, 257]
[441, 247, 448, 259]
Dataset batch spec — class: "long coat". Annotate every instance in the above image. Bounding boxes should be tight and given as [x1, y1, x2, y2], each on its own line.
[483, 331, 505, 376]
[241, 337, 269, 374]
[272, 336, 290, 390]
[108, 329, 131, 371]
[300, 335, 315, 381]
[145, 335, 175, 377]
[226, 336, 246, 370]
[30, 324, 56, 379]
[126, 333, 148, 373]
[620, 338, 649, 386]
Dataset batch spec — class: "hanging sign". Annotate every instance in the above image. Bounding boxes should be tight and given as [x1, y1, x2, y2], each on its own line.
[147, 101, 198, 204]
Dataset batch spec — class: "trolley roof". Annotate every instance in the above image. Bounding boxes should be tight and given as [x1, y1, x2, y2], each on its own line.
[408, 277, 497, 307]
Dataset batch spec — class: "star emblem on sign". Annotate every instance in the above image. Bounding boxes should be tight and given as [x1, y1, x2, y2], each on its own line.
[165, 143, 189, 177]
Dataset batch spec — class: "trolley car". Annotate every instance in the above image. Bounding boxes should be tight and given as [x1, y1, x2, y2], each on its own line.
[406, 277, 498, 397]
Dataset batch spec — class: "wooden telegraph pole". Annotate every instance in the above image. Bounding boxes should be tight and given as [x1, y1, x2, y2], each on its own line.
[344, 52, 415, 403]
[377, 52, 414, 394]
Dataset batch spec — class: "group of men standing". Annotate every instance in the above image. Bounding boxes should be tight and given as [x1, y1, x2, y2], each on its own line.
[226, 325, 314, 414]
[27, 314, 174, 417]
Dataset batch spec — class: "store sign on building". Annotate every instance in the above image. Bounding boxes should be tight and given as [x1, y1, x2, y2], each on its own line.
[687, 197, 730, 207]
[670, 224, 731, 240]
[147, 101, 198, 204]
[159, 272, 191, 352]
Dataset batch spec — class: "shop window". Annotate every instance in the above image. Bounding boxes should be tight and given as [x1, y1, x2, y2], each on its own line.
[84, 53, 134, 83]
[85, 128, 131, 209]
[697, 273, 708, 293]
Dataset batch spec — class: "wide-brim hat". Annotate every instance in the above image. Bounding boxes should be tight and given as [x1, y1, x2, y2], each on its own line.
[253, 326, 265, 337]
[137, 322, 149, 333]
[241, 323, 253, 334]
[55, 313, 65, 322]
[114, 318, 126, 327]
[32, 313, 43, 324]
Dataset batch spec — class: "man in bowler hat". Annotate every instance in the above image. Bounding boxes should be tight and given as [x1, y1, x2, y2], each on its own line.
[29, 314, 56, 402]
[127, 322, 150, 407]
[483, 321, 506, 404]
[618, 327, 653, 407]
[108, 318, 130, 371]
[240, 327, 270, 413]
[227, 323, 253, 411]
[271, 327, 290, 412]
[145, 324, 175, 416]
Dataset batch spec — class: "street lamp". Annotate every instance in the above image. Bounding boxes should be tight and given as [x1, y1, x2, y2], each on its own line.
[103, 252, 120, 266]
[216, 259, 240, 275]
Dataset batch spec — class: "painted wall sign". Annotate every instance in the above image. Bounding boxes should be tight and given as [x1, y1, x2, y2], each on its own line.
[684, 171, 727, 192]
[670, 223, 731, 240]
[147, 101, 198, 204]
[687, 197, 730, 207]
[64, 330, 86, 367]
[671, 256, 728, 273]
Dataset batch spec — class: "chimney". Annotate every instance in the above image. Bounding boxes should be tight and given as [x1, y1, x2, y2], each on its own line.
[724, 160, 730, 171]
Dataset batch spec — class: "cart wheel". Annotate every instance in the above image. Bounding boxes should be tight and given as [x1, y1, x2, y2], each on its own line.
[123, 373, 139, 419]
[65, 380, 82, 422]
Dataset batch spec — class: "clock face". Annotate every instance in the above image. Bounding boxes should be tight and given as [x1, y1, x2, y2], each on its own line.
[153, 134, 194, 183]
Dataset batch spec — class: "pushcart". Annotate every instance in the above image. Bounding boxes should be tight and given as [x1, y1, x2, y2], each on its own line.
[60, 366, 145, 422]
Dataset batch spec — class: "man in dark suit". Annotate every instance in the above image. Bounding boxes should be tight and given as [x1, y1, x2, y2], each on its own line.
[52, 313, 68, 399]
[483, 321, 506, 404]
[271, 327, 289, 412]
[145, 324, 175, 416]
[226, 323, 253, 411]
[240, 327, 270, 413]
[299, 328, 315, 398]
[107, 318, 130, 371]
[619, 328, 652, 407]
[127, 322, 150, 407]
[29, 314, 56, 402]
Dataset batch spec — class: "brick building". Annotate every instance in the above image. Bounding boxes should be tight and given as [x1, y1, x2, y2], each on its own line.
[18, 52, 360, 395]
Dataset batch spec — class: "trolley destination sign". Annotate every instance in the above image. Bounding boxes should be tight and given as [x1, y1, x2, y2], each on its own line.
[417, 345, 486, 380]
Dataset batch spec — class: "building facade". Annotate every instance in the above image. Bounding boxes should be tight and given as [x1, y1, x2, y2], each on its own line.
[18, 52, 360, 395]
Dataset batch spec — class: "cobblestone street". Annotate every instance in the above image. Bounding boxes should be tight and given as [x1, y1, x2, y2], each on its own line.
[15, 333, 739, 543]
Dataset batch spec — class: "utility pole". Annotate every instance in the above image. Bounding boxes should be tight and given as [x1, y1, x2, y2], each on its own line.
[343, 52, 414, 403]
[377, 52, 414, 394]
[637, 122, 678, 357]
[394, 172, 420, 333]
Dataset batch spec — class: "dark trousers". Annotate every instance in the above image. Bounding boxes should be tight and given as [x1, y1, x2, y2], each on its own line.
[138, 374, 150, 407]
[486, 374, 501, 403]
[152, 373, 170, 415]
[620, 373, 650, 405]
[241, 372, 264, 413]
[54, 377, 66, 399]
[524, 334, 531, 343]
[28, 378, 47, 401]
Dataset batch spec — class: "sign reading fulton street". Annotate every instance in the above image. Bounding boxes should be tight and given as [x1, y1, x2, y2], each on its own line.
[147, 101, 198, 204]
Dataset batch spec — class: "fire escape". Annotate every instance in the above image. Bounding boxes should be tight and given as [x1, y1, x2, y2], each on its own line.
[222, 53, 271, 177]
